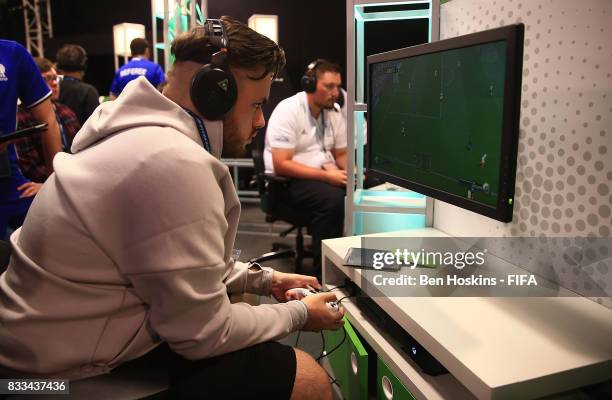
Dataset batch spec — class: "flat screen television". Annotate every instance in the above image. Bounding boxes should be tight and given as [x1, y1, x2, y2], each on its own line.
[367, 24, 524, 222]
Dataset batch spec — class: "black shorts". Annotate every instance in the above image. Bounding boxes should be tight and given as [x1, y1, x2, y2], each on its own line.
[127, 342, 297, 400]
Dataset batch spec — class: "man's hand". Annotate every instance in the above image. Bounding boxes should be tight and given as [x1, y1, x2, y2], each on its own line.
[272, 148, 347, 186]
[0, 143, 8, 152]
[301, 292, 345, 331]
[17, 181, 43, 198]
[324, 169, 347, 187]
[270, 271, 321, 303]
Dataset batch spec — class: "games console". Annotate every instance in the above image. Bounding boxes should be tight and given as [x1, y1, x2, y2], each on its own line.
[357, 294, 448, 376]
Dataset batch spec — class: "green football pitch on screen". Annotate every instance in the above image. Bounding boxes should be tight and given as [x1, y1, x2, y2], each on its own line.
[370, 40, 507, 207]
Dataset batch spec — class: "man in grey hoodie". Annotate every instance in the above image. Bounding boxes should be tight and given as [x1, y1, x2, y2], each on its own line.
[0, 17, 343, 400]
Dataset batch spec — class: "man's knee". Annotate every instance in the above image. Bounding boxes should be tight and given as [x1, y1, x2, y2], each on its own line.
[290, 348, 332, 400]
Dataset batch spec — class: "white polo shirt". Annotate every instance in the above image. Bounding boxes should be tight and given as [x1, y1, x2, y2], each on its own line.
[264, 91, 346, 174]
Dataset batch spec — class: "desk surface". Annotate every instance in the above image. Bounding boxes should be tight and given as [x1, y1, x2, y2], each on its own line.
[322, 228, 612, 400]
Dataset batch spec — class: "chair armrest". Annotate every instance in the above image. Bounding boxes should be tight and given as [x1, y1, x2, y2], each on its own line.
[264, 173, 291, 184]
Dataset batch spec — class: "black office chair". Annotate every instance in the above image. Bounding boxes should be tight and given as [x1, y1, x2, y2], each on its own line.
[249, 145, 312, 271]
[247, 71, 313, 271]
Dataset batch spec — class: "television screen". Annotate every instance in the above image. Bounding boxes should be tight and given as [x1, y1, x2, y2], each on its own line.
[367, 24, 524, 222]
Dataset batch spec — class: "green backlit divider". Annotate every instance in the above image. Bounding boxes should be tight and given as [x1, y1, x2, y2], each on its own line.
[152, 0, 205, 71]
[353, 1, 435, 103]
[347, 1, 437, 235]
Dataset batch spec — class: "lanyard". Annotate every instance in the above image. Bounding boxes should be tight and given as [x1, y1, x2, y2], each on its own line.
[182, 108, 211, 153]
[314, 110, 326, 152]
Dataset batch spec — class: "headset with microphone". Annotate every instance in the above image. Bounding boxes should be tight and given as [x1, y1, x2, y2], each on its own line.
[300, 59, 327, 93]
[190, 19, 238, 120]
[336, 87, 345, 108]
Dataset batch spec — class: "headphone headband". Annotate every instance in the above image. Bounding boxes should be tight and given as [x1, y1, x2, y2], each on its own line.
[301, 59, 327, 93]
[203, 19, 228, 51]
[305, 59, 326, 77]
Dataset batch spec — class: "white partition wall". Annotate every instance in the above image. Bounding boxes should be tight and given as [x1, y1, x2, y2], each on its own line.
[436, 0, 611, 239]
[435, 0, 612, 308]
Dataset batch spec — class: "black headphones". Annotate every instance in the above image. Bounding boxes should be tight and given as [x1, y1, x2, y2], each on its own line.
[190, 19, 237, 121]
[300, 59, 326, 93]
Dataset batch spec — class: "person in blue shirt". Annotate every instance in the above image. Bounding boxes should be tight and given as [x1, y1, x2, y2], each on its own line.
[109, 38, 166, 99]
[0, 39, 62, 240]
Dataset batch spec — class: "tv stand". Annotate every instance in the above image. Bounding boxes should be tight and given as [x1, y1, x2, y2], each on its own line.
[322, 228, 612, 399]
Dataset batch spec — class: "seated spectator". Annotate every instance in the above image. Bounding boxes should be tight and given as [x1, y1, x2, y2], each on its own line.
[56, 44, 100, 125]
[264, 59, 347, 277]
[110, 38, 165, 99]
[16, 57, 81, 182]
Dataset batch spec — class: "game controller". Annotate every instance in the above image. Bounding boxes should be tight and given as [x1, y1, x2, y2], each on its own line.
[286, 288, 315, 298]
[285, 288, 340, 312]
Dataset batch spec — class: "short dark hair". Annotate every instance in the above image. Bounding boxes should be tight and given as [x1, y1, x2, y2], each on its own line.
[171, 16, 285, 80]
[56, 44, 87, 71]
[130, 38, 149, 56]
[34, 57, 54, 74]
[305, 59, 342, 80]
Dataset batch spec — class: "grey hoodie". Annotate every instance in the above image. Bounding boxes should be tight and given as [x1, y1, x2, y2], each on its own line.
[0, 77, 307, 379]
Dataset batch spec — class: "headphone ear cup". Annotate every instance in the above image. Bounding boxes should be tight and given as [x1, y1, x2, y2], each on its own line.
[301, 75, 316, 93]
[190, 65, 238, 120]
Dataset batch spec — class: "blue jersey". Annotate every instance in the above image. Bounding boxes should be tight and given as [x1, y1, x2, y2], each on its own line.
[0, 39, 51, 201]
[110, 58, 165, 96]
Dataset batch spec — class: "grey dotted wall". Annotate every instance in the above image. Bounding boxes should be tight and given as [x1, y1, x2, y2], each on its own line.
[436, 0, 612, 239]
[435, 0, 612, 307]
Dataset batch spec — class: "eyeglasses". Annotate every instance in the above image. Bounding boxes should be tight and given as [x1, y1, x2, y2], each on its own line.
[43, 75, 62, 83]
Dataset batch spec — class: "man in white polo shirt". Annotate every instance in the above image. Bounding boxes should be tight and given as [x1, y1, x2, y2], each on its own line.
[264, 59, 347, 277]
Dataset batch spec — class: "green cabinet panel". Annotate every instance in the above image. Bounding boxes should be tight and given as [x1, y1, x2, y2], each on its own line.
[324, 321, 350, 398]
[377, 358, 416, 400]
[324, 318, 370, 400]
